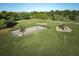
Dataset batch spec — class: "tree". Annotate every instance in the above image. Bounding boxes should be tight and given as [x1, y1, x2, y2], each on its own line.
[7, 12, 20, 21]
[36, 12, 49, 20]
[75, 15, 79, 21]
[53, 14, 65, 21]
[6, 17, 17, 28]
[0, 11, 8, 20]
[49, 10, 54, 20]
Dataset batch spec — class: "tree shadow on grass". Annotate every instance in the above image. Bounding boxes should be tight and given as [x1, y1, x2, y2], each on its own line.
[5, 22, 18, 28]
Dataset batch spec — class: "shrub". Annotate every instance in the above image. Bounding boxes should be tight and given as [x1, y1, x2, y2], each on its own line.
[0, 19, 6, 28]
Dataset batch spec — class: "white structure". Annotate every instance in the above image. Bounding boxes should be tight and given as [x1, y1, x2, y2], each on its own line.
[11, 26, 47, 37]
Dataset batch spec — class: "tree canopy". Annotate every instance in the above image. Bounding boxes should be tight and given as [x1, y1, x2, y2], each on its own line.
[0, 10, 79, 29]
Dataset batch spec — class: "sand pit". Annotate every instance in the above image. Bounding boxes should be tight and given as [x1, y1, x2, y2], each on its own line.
[56, 26, 72, 32]
[11, 26, 47, 37]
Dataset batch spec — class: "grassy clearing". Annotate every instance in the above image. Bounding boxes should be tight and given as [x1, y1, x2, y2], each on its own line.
[0, 19, 79, 55]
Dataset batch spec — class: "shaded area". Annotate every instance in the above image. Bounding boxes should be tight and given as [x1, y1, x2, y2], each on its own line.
[5, 22, 18, 28]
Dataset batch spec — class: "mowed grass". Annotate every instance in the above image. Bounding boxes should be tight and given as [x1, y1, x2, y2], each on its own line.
[0, 19, 79, 56]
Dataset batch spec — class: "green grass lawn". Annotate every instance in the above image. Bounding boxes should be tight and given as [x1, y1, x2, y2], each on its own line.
[0, 19, 79, 56]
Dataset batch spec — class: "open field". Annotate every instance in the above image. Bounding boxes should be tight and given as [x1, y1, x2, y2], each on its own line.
[0, 19, 79, 56]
